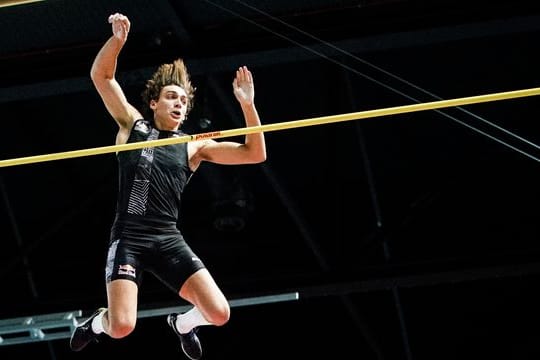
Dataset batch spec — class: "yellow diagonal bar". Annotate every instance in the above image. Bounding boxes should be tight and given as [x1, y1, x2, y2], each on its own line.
[2, 86, 540, 168]
[0, 0, 44, 8]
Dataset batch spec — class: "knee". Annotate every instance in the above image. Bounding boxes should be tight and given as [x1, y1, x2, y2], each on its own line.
[108, 317, 136, 339]
[207, 303, 230, 327]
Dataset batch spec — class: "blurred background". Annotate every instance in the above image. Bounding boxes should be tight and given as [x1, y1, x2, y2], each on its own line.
[2, 0, 540, 359]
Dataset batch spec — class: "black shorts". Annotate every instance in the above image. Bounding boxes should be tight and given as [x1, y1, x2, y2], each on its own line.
[105, 214, 206, 293]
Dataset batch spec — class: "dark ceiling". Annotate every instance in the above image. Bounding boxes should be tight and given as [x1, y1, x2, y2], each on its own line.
[2, 0, 540, 359]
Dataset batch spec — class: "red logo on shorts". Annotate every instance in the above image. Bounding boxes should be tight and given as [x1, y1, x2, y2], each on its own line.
[118, 264, 136, 278]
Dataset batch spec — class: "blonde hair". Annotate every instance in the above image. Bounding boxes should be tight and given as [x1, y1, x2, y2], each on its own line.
[141, 58, 196, 114]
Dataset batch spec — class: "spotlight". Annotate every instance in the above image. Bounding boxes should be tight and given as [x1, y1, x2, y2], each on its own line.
[199, 117, 212, 130]
[212, 200, 247, 232]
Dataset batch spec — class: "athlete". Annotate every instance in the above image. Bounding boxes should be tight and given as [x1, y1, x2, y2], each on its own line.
[69, 12, 266, 360]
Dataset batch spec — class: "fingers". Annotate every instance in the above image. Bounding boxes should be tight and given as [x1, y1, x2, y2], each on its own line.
[108, 13, 130, 30]
[235, 66, 253, 83]
[108, 13, 126, 23]
[232, 66, 255, 104]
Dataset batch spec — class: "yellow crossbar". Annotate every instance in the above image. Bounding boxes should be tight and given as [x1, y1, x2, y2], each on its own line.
[1, 86, 539, 168]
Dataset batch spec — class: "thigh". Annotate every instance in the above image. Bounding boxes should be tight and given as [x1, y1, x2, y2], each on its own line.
[106, 279, 138, 325]
[180, 269, 230, 325]
[104, 238, 144, 325]
[180, 268, 227, 307]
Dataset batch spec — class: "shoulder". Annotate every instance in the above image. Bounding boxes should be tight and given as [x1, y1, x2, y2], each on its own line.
[188, 139, 214, 157]
[116, 118, 149, 145]
[132, 119, 152, 133]
[187, 139, 216, 170]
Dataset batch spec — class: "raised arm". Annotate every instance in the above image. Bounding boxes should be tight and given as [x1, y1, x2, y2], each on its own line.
[91, 13, 142, 138]
[191, 66, 266, 167]
[233, 66, 266, 162]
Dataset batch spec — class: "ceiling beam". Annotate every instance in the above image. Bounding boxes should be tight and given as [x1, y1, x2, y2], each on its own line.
[2, 13, 539, 103]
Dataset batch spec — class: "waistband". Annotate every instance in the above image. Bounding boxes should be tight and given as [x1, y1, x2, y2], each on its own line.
[113, 212, 178, 230]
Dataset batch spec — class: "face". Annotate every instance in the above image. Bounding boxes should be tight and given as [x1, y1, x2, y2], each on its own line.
[149, 85, 189, 130]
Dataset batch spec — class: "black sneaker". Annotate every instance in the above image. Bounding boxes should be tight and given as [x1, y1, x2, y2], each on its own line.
[70, 307, 106, 352]
[167, 313, 202, 360]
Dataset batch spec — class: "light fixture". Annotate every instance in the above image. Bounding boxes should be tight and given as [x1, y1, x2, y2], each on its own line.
[212, 199, 248, 232]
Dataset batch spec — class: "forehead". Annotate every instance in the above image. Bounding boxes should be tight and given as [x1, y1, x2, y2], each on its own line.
[160, 85, 187, 97]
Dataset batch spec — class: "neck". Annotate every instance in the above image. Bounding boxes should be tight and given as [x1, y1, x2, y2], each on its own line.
[153, 118, 181, 132]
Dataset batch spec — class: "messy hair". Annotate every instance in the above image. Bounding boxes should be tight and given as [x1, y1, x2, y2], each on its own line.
[141, 58, 196, 114]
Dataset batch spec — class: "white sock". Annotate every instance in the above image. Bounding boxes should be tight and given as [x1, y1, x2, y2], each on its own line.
[91, 309, 106, 334]
[175, 307, 211, 334]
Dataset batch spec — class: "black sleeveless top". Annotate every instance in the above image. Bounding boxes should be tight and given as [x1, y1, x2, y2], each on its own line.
[113, 119, 193, 224]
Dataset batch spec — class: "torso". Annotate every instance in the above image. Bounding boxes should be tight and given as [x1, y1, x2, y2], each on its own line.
[114, 119, 193, 221]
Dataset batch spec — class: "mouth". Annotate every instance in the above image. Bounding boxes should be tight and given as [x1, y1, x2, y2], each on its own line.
[170, 110, 182, 119]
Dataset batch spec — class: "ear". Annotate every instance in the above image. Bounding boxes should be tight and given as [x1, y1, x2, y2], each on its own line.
[150, 99, 157, 110]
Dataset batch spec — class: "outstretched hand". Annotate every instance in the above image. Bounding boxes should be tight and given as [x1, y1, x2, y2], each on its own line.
[108, 13, 130, 43]
[233, 66, 254, 106]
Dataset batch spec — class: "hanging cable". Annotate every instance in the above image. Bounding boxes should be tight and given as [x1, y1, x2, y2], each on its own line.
[203, 0, 540, 161]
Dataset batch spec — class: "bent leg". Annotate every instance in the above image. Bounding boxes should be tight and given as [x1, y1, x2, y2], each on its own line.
[105, 278, 138, 338]
[179, 268, 230, 327]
